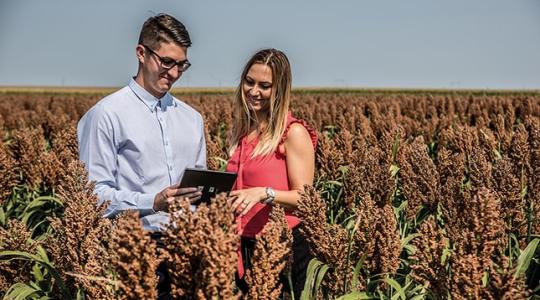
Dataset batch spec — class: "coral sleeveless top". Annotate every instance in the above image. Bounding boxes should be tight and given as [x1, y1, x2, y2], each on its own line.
[226, 112, 317, 277]
[226, 112, 317, 237]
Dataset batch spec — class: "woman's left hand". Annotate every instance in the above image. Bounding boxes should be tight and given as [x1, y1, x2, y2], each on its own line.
[228, 187, 266, 216]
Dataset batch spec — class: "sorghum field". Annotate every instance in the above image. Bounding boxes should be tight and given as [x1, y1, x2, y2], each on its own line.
[1, 89, 540, 299]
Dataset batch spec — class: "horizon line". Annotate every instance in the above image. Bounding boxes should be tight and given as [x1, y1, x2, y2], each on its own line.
[0, 85, 539, 95]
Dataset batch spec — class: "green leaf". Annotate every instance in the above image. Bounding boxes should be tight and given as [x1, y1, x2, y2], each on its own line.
[21, 196, 63, 226]
[515, 238, 540, 278]
[345, 216, 359, 232]
[352, 253, 367, 291]
[76, 287, 86, 300]
[389, 164, 400, 177]
[300, 258, 329, 300]
[211, 157, 229, 171]
[482, 270, 489, 287]
[4, 282, 41, 299]
[32, 262, 45, 281]
[314, 264, 329, 295]
[35, 245, 50, 263]
[23, 196, 63, 212]
[301, 259, 323, 300]
[401, 233, 420, 249]
[0, 206, 6, 226]
[391, 135, 400, 160]
[384, 277, 406, 300]
[326, 180, 343, 187]
[337, 165, 349, 175]
[403, 244, 416, 255]
[335, 291, 372, 300]
[441, 248, 452, 265]
[0, 249, 71, 299]
[521, 185, 528, 200]
[394, 200, 408, 217]
[493, 149, 502, 160]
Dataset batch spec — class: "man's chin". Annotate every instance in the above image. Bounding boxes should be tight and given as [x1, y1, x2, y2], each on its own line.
[158, 83, 172, 92]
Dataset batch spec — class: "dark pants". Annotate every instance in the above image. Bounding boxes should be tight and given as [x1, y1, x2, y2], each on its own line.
[151, 233, 172, 300]
[236, 227, 313, 299]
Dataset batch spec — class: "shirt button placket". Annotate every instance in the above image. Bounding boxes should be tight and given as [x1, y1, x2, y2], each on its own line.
[157, 103, 174, 183]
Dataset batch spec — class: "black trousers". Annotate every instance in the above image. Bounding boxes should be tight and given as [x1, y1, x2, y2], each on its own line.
[151, 233, 173, 300]
[236, 227, 313, 299]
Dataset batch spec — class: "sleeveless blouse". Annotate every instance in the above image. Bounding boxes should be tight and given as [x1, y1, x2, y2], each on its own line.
[226, 112, 317, 277]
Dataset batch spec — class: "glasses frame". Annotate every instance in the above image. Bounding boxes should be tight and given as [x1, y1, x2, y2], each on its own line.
[142, 44, 191, 72]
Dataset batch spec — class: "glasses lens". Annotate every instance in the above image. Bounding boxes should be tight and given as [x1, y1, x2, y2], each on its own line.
[160, 59, 190, 72]
[160, 59, 176, 69]
[181, 61, 191, 71]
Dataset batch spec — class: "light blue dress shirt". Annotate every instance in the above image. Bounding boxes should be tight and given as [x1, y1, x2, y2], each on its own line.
[77, 79, 206, 231]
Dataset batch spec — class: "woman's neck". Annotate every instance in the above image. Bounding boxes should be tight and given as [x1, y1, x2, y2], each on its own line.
[251, 111, 269, 133]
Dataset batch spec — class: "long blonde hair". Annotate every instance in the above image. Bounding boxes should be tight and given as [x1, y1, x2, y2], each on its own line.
[228, 48, 292, 158]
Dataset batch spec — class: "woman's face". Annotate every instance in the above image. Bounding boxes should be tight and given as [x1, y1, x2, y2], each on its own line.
[243, 63, 273, 113]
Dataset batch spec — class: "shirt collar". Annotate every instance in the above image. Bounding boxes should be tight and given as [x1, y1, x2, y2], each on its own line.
[128, 78, 174, 111]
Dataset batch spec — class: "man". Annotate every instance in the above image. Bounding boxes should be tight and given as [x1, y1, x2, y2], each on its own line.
[78, 13, 205, 299]
[77, 13, 204, 231]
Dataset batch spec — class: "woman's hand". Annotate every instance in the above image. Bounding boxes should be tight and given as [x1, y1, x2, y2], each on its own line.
[228, 187, 267, 216]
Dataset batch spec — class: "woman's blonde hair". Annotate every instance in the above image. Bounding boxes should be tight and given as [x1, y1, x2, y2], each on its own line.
[228, 48, 292, 158]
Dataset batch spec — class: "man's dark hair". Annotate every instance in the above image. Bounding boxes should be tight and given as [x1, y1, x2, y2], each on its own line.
[138, 14, 191, 49]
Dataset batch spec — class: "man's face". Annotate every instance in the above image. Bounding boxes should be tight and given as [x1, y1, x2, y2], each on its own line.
[137, 42, 188, 98]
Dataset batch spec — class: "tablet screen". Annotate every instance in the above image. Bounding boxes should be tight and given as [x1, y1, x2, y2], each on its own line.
[179, 168, 237, 204]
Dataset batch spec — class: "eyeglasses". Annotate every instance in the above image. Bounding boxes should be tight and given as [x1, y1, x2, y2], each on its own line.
[142, 44, 191, 72]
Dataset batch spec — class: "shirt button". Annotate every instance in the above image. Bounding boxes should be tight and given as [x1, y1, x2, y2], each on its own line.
[165, 141, 169, 146]
[168, 165, 173, 171]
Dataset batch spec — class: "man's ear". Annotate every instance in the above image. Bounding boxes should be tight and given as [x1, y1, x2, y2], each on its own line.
[136, 45, 145, 63]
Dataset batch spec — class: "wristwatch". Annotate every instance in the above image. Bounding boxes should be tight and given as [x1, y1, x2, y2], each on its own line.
[264, 187, 276, 205]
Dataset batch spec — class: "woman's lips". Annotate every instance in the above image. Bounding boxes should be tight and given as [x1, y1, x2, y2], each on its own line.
[248, 97, 263, 106]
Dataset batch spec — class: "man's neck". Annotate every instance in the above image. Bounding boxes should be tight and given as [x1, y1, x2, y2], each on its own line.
[134, 74, 166, 99]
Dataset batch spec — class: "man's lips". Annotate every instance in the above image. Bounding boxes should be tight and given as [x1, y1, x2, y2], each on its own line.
[160, 77, 173, 86]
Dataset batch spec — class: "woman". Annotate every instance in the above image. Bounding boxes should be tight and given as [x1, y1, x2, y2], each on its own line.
[226, 48, 317, 298]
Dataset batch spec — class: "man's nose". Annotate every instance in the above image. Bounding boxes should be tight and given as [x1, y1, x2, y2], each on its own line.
[167, 65, 182, 78]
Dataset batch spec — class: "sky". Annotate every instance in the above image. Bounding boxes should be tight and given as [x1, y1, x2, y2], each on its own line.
[0, 0, 539, 89]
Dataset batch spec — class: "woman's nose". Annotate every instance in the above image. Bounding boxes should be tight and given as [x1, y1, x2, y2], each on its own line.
[249, 86, 260, 97]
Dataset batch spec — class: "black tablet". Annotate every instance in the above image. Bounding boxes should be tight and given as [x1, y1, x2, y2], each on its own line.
[179, 168, 237, 204]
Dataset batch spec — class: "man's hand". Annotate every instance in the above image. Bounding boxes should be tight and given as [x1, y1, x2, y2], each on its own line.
[153, 184, 202, 212]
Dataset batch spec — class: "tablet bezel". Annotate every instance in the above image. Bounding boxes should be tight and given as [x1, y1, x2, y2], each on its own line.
[179, 168, 237, 204]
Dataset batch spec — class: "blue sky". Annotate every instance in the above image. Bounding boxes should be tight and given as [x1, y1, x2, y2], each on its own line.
[1, 0, 539, 89]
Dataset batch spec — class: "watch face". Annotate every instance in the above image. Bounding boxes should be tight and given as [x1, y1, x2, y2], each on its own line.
[265, 187, 275, 204]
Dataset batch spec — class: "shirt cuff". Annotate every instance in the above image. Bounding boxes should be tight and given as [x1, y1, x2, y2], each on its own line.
[139, 193, 157, 216]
